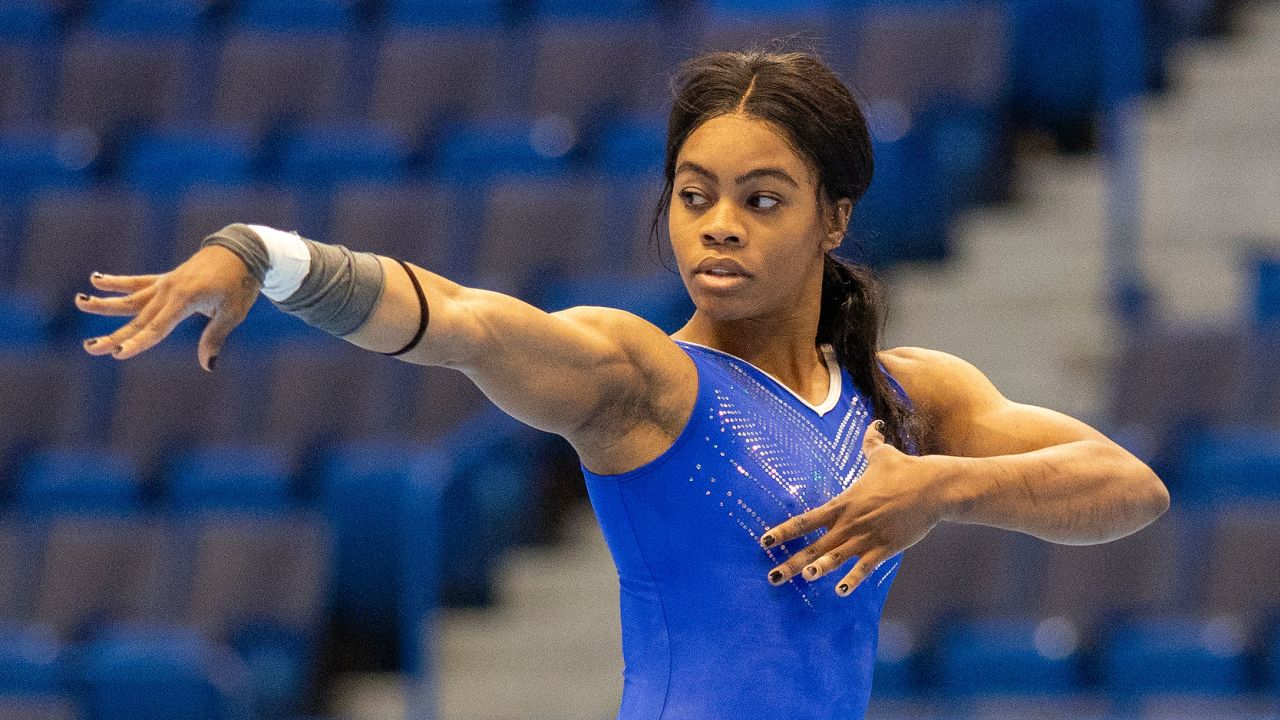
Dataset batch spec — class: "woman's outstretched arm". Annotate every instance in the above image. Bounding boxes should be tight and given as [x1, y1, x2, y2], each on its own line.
[76, 224, 690, 442]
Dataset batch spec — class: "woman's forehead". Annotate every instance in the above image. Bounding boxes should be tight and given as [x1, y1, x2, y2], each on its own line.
[677, 114, 814, 185]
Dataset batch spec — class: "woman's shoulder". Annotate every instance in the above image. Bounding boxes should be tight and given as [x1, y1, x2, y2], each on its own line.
[876, 345, 1004, 423]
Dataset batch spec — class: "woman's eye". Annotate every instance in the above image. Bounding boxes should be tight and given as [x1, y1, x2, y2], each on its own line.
[679, 190, 707, 206]
[751, 195, 780, 210]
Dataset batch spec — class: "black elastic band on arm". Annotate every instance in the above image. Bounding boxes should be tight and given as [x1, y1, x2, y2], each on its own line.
[383, 258, 430, 357]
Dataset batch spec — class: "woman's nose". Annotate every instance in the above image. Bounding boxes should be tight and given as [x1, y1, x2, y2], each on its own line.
[702, 201, 745, 245]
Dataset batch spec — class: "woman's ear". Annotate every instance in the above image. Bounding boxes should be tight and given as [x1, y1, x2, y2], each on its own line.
[823, 198, 853, 252]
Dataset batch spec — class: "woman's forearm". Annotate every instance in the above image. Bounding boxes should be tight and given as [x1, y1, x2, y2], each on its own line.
[920, 440, 1170, 545]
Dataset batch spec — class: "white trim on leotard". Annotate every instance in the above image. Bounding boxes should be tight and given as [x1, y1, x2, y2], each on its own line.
[674, 340, 842, 416]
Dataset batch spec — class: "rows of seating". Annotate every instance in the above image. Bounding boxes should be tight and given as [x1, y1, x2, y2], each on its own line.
[873, 510, 1280, 700]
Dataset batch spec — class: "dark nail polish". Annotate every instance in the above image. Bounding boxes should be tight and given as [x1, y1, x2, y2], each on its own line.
[76, 293, 88, 301]
[91, 271, 103, 279]
[84, 338, 97, 346]
[769, 570, 783, 584]
[113, 345, 123, 354]
[838, 583, 849, 595]
[761, 534, 775, 547]
[208, 355, 217, 371]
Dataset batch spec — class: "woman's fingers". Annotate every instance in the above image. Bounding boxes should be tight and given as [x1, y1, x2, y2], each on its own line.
[74, 286, 156, 316]
[765, 528, 855, 586]
[834, 547, 890, 598]
[760, 503, 837, 550]
[110, 299, 191, 359]
[88, 272, 162, 294]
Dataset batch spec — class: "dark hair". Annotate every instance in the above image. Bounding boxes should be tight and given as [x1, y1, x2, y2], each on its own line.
[649, 49, 928, 453]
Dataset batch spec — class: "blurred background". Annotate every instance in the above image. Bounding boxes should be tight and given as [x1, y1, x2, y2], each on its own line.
[0, 0, 1276, 718]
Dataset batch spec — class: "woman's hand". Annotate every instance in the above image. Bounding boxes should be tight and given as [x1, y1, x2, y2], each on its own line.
[759, 420, 947, 597]
[74, 245, 262, 371]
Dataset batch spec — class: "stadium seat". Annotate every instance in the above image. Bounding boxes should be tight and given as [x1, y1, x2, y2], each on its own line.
[0, 625, 61, 695]
[0, 2, 56, 42]
[68, 623, 250, 720]
[278, 123, 410, 191]
[432, 118, 574, 183]
[936, 616, 1084, 695]
[528, 20, 667, 126]
[170, 185, 301, 267]
[1200, 504, 1280, 634]
[1100, 616, 1250, 696]
[29, 516, 176, 640]
[0, 132, 94, 201]
[473, 175, 607, 293]
[328, 182, 459, 274]
[385, 0, 508, 28]
[0, 351, 92, 461]
[0, 290, 56, 348]
[1108, 326, 1250, 468]
[1034, 511, 1185, 629]
[227, 619, 316, 719]
[163, 446, 294, 515]
[1177, 426, 1280, 504]
[89, 0, 209, 36]
[258, 340, 400, 461]
[212, 32, 354, 133]
[53, 34, 190, 136]
[368, 29, 507, 143]
[0, 44, 37, 128]
[598, 116, 665, 178]
[15, 448, 142, 517]
[18, 190, 149, 316]
[177, 512, 330, 641]
[238, 0, 355, 31]
[120, 127, 255, 204]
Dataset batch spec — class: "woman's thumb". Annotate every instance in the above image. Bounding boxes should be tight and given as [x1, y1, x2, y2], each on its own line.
[198, 309, 239, 372]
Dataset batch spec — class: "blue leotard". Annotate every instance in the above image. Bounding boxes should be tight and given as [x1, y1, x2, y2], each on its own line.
[581, 339, 916, 720]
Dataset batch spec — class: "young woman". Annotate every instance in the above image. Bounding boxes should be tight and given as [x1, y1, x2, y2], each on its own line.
[76, 50, 1168, 719]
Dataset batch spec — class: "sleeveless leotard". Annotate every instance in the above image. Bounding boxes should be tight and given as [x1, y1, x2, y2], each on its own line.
[581, 339, 917, 720]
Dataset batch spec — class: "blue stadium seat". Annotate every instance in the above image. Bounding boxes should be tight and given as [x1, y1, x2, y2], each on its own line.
[163, 445, 294, 515]
[121, 128, 255, 203]
[1100, 617, 1250, 696]
[238, 0, 354, 31]
[385, 0, 508, 28]
[432, 118, 573, 183]
[279, 123, 410, 191]
[0, 625, 62, 695]
[1177, 426, 1280, 504]
[67, 623, 250, 720]
[90, 0, 208, 36]
[851, 126, 951, 266]
[1006, 0, 1109, 144]
[227, 620, 315, 720]
[0, 2, 56, 41]
[0, 132, 94, 200]
[598, 115, 666, 177]
[0, 289, 56, 348]
[16, 448, 142, 516]
[936, 616, 1084, 695]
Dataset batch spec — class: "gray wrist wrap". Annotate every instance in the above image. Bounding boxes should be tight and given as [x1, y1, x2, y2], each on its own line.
[201, 224, 268, 285]
[200, 224, 386, 338]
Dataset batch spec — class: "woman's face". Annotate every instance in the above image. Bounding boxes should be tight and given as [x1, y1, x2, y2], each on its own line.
[668, 112, 848, 323]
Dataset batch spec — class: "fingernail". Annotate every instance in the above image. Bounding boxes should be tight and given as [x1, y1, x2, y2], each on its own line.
[76, 293, 89, 301]
[804, 566, 818, 578]
[208, 355, 217, 372]
[83, 338, 97, 346]
[761, 534, 775, 547]
[112, 345, 123, 354]
[875, 419, 885, 431]
[769, 570, 783, 585]
[838, 583, 849, 595]
[91, 271, 104, 279]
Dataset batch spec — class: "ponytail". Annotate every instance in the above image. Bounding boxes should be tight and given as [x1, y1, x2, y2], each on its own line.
[816, 252, 927, 454]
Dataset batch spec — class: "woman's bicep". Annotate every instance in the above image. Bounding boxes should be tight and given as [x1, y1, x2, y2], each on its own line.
[881, 346, 1114, 458]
